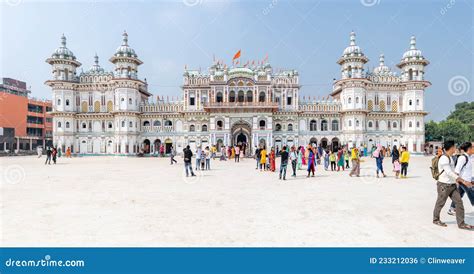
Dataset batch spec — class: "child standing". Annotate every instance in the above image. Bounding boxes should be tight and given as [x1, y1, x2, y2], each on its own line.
[329, 152, 336, 171]
[393, 159, 401, 179]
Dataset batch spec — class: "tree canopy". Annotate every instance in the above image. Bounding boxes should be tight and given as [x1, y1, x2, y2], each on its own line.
[425, 101, 474, 143]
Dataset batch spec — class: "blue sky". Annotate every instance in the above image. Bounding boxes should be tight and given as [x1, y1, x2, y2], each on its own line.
[1, 0, 472, 121]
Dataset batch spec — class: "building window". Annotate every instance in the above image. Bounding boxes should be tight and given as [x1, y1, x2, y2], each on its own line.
[355, 97, 359, 104]
[143, 121, 150, 127]
[128, 98, 132, 105]
[153, 120, 161, 126]
[288, 123, 293, 131]
[275, 123, 282, 131]
[66, 122, 70, 128]
[320, 120, 328, 131]
[348, 97, 352, 104]
[393, 122, 397, 128]
[165, 120, 172, 126]
[217, 120, 223, 130]
[82, 122, 87, 129]
[356, 120, 360, 127]
[202, 125, 208, 132]
[216, 92, 223, 103]
[409, 121, 413, 128]
[310, 120, 317, 131]
[258, 92, 265, 103]
[121, 121, 125, 127]
[416, 99, 420, 106]
[392, 101, 398, 112]
[259, 120, 266, 130]
[287, 96, 292, 105]
[331, 120, 339, 131]
[229, 91, 236, 102]
[368, 121, 373, 128]
[129, 121, 133, 127]
[66, 99, 70, 106]
[57, 99, 61, 105]
[189, 124, 195, 132]
[380, 100, 386, 112]
[238, 90, 245, 102]
[367, 100, 373, 111]
[108, 122, 113, 129]
[348, 120, 352, 127]
[416, 121, 420, 128]
[94, 101, 100, 112]
[189, 95, 195, 106]
[409, 100, 413, 106]
[57, 121, 62, 128]
[246, 91, 253, 102]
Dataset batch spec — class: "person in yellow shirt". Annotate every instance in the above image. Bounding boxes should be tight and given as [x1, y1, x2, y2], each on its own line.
[260, 147, 267, 171]
[400, 146, 410, 178]
[349, 146, 360, 177]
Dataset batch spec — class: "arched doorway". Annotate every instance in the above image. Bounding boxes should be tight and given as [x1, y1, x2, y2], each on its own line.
[321, 138, 328, 149]
[231, 121, 252, 156]
[309, 137, 318, 147]
[153, 139, 161, 154]
[331, 137, 340, 151]
[165, 138, 172, 154]
[143, 139, 151, 154]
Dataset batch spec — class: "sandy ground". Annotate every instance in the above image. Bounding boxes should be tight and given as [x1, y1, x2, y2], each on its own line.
[0, 154, 472, 247]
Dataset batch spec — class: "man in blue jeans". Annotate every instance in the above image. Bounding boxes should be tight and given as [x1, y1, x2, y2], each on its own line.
[448, 142, 474, 215]
[183, 146, 196, 177]
[279, 146, 289, 180]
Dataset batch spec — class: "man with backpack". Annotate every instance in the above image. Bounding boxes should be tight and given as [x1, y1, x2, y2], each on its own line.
[432, 141, 473, 230]
[183, 145, 196, 177]
[447, 142, 474, 216]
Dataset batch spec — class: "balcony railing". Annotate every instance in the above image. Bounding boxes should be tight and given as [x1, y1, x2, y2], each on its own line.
[142, 125, 174, 133]
[203, 101, 279, 110]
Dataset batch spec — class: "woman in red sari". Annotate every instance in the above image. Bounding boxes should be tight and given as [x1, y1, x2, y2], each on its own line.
[301, 146, 307, 165]
[270, 147, 276, 172]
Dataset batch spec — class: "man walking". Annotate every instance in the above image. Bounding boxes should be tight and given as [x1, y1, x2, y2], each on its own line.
[195, 147, 202, 171]
[279, 146, 289, 180]
[170, 146, 177, 165]
[183, 145, 196, 177]
[44, 147, 52, 165]
[255, 146, 261, 169]
[447, 142, 474, 216]
[235, 145, 240, 162]
[433, 141, 473, 230]
[289, 146, 297, 177]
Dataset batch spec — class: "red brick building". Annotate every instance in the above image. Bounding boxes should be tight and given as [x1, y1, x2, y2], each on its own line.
[0, 78, 52, 152]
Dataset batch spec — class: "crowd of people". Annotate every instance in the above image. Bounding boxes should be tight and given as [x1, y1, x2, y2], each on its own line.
[37, 146, 72, 165]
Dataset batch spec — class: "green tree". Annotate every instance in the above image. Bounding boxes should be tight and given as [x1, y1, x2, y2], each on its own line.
[446, 101, 474, 125]
[425, 101, 474, 143]
[436, 119, 471, 142]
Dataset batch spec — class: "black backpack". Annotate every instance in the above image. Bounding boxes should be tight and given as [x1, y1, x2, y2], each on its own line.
[454, 154, 469, 172]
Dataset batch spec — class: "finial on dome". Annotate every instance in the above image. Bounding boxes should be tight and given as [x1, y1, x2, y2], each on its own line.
[350, 31, 356, 46]
[61, 34, 66, 47]
[379, 54, 385, 66]
[410, 35, 416, 50]
[122, 30, 128, 46]
[94, 53, 99, 65]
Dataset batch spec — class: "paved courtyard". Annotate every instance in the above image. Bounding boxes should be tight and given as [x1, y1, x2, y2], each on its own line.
[0, 155, 472, 247]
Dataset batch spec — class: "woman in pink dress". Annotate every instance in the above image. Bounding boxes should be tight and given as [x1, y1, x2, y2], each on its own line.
[301, 146, 307, 165]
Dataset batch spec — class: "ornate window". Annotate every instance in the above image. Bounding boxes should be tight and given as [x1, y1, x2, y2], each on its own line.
[94, 101, 100, 112]
[108, 122, 113, 129]
[416, 121, 420, 128]
[57, 121, 62, 128]
[216, 120, 223, 130]
[367, 100, 373, 111]
[153, 120, 161, 127]
[393, 122, 397, 128]
[107, 101, 113, 112]
[310, 120, 317, 131]
[355, 97, 359, 104]
[391, 101, 398, 112]
[331, 120, 339, 131]
[259, 92, 265, 103]
[229, 91, 236, 102]
[348, 97, 352, 104]
[81, 101, 88, 112]
[143, 121, 150, 127]
[128, 98, 132, 105]
[65, 99, 70, 106]
[275, 123, 282, 131]
[368, 121, 373, 128]
[165, 120, 173, 126]
[216, 92, 223, 103]
[189, 125, 195, 132]
[202, 125, 208, 132]
[259, 120, 266, 130]
[409, 121, 413, 128]
[238, 90, 245, 102]
[379, 100, 386, 112]
[321, 120, 328, 131]
[288, 123, 293, 131]
[82, 122, 87, 129]
[246, 91, 253, 102]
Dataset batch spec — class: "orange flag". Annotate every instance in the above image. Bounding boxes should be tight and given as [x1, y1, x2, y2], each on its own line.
[232, 49, 241, 61]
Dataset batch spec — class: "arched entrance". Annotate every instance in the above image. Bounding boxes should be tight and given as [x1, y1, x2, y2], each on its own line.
[320, 138, 328, 149]
[165, 138, 173, 154]
[231, 121, 252, 156]
[331, 137, 340, 151]
[153, 139, 161, 155]
[143, 139, 151, 154]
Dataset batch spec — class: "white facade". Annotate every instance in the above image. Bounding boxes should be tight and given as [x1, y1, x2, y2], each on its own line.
[46, 32, 429, 155]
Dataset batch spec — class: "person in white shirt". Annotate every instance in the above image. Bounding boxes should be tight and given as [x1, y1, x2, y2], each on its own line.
[447, 142, 474, 215]
[289, 146, 298, 177]
[433, 141, 473, 230]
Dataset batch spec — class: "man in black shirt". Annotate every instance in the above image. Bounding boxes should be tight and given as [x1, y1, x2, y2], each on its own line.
[279, 146, 289, 180]
[183, 145, 196, 177]
[255, 146, 261, 170]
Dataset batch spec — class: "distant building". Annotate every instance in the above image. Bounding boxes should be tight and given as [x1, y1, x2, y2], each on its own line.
[0, 78, 53, 152]
[47, 32, 429, 155]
